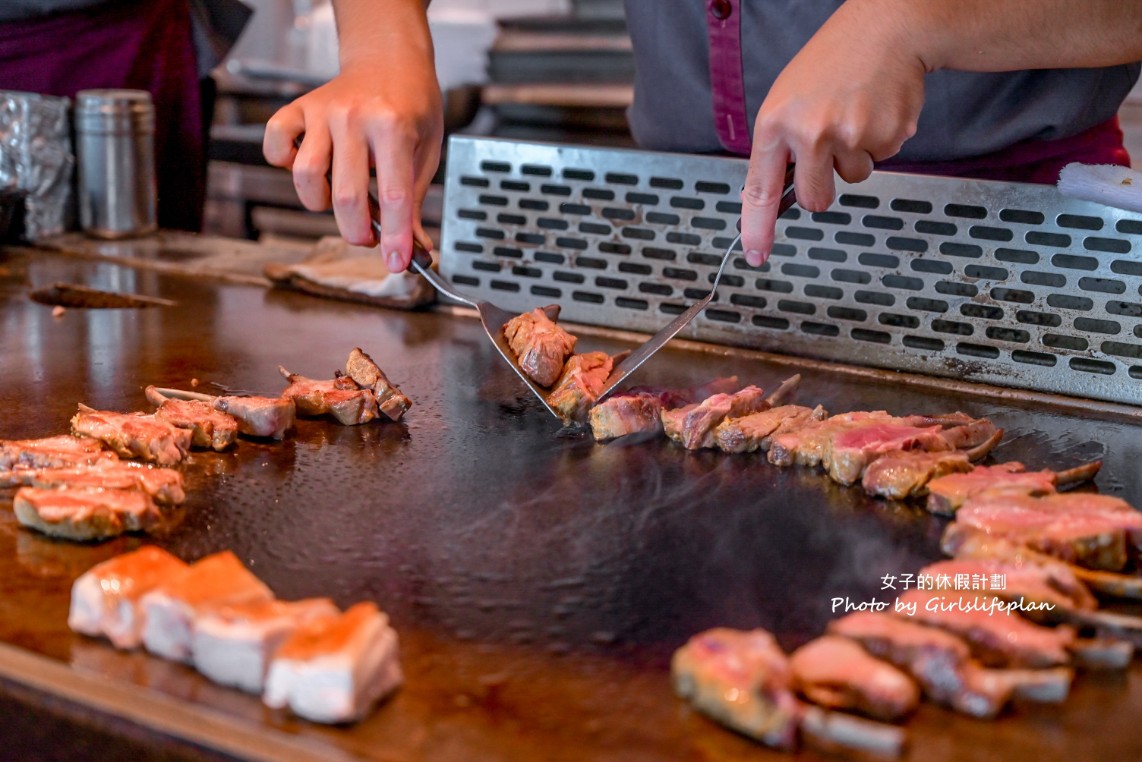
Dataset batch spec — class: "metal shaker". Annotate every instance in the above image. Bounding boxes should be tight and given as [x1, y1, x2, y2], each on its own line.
[74, 89, 157, 238]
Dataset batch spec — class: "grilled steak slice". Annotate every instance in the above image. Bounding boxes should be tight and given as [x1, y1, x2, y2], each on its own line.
[926, 461, 1102, 516]
[278, 367, 380, 425]
[861, 428, 1001, 500]
[4, 461, 186, 505]
[71, 404, 192, 466]
[502, 307, 577, 387]
[768, 411, 895, 467]
[264, 601, 403, 724]
[547, 351, 615, 422]
[589, 392, 664, 441]
[954, 492, 1142, 571]
[193, 597, 339, 694]
[828, 611, 1073, 718]
[662, 385, 770, 450]
[920, 558, 1097, 613]
[625, 375, 741, 409]
[14, 485, 164, 541]
[212, 395, 296, 439]
[140, 551, 274, 663]
[0, 435, 113, 470]
[69, 546, 189, 649]
[714, 404, 828, 454]
[671, 628, 801, 750]
[345, 347, 412, 421]
[895, 588, 1075, 668]
[942, 525, 1142, 601]
[789, 635, 919, 722]
[146, 386, 239, 450]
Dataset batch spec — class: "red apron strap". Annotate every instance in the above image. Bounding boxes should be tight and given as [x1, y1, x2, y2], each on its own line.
[706, 0, 752, 156]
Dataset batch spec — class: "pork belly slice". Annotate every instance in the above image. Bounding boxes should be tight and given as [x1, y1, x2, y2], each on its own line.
[502, 307, 577, 388]
[14, 486, 165, 542]
[278, 367, 380, 426]
[926, 461, 1102, 516]
[3, 461, 186, 505]
[193, 597, 339, 693]
[0, 435, 113, 470]
[71, 404, 192, 466]
[943, 525, 1142, 601]
[547, 351, 616, 422]
[589, 392, 665, 441]
[824, 415, 1001, 487]
[828, 611, 1072, 719]
[69, 546, 189, 649]
[789, 635, 919, 722]
[672, 627, 905, 757]
[140, 551, 274, 663]
[861, 426, 1002, 500]
[145, 386, 238, 450]
[714, 404, 828, 454]
[662, 385, 770, 450]
[263, 601, 403, 724]
[895, 589, 1074, 669]
[954, 492, 1142, 571]
[345, 347, 412, 421]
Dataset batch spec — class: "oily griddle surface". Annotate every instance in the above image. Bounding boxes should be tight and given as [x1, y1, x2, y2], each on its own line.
[1, 250, 1141, 761]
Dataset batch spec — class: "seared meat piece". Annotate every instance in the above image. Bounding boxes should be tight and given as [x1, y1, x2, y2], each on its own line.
[589, 392, 665, 441]
[662, 385, 770, 450]
[625, 375, 742, 409]
[547, 351, 616, 422]
[926, 461, 1102, 516]
[672, 627, 906, 757]
[714, 404, 828, 454]
[3, 461, 186, 505]
[193, 597, 340, 693]
[0, 435, 113, 470]
[943, 525, 1142, 601]
[71, 404, 192, 466]
[278, 367, 380, 425]
[263, 601, 403, 724]
[768, 411, 895, 467]
[14, 486, 164, 541]
[954, 492, 1142, 571]
[824, 414, 1000, 487]
[861, 427, 1002, 500]
[69, 546, 189, 649]
[502, 307, 577, 387]
[895, 588, 1074, 668]
[345, 347, 412, 421]
[921, 557, 1097, 613]
[140, 551, 274, 663]
[145, 386, 239, 450]
[829, 611, 1072, 718]
[213, 395, 296, 439]
[789, 635, 919, 722]
[671, 627, 801, 750]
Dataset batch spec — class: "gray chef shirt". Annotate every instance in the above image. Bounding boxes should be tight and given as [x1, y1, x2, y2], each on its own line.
[622, 0, 1141, 163]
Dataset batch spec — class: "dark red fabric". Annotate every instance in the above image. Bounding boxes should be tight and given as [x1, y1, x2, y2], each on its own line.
[0, 0, 205, 231]
[879, 116, 1131, 185]
[706, 0, 752, 155]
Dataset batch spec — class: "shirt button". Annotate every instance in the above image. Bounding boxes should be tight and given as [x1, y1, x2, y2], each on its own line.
[709, 0, 732, 21]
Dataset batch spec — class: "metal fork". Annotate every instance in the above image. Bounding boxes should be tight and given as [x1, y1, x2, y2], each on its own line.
[595, 166, 798, 403]
[367, 195, 564, 418]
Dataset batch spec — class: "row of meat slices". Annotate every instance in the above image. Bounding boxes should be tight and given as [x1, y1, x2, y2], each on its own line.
[1, 348, 411, 542]
[69, 547, 402, 724]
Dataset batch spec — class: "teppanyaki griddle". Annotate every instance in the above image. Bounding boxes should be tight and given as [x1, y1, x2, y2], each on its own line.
[1, 248, 1141, 761]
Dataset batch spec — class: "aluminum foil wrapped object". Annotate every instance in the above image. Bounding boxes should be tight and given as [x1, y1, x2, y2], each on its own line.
[0, 90, 73, 239]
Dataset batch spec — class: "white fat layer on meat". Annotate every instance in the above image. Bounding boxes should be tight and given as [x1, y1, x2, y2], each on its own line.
[141, 593, 196, 662]
[263, 617, 402, 724]
[68, 574, 145, 649]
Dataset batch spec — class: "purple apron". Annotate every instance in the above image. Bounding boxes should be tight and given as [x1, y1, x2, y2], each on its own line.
[0, 0, 205, 231]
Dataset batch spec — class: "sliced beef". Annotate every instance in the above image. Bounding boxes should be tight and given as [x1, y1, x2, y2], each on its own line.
[768, 411, 896, 468]
[789, 635, 920, 722]
[861, 450, 973, 500]
[345, 347, 412, 421]
[714, 404, 828, 454]
[589, 392, 665, 441]
[4, 461, 186, 505]
[278, 367, 380, 425]
[547, 351, 615, 422]
[662, 385, 769, 450]
[212, 395, 296, 439]
[14, 485, 165, 541]
[71, 405, 192, 466]
[146, 386, 239, 450]
[926, 461, 1102, 516]
[502, 307, 577, 387]
[0, 435, 113, 470]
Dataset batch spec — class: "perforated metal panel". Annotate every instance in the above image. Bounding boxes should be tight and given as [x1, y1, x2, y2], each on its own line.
[439, 136, 1142, 406]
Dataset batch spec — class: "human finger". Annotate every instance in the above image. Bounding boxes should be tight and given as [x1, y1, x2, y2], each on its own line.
[371, 129, 416, 273]
[329, 129, 376, 247]
[290, 126, 333, 212]
[740, 142, 792, 267]
[263, 104, 305, 169]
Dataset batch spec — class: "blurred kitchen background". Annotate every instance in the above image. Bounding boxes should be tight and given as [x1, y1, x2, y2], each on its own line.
[204, 0, 1142, 246]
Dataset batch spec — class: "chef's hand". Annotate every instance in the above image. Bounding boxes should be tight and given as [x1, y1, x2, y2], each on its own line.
[263, 8, 443, 273]
[740, 1, 926, 266]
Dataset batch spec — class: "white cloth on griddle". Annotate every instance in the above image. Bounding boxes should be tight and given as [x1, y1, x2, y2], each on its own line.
[1057, 163, 1142, 214]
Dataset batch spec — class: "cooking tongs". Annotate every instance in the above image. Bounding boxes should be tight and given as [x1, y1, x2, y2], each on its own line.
[595, 165, 798, 403]
[365, 196, 564, 418]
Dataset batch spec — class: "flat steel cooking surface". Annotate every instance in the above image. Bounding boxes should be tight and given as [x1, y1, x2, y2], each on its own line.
[1, 249, 1141, 761]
